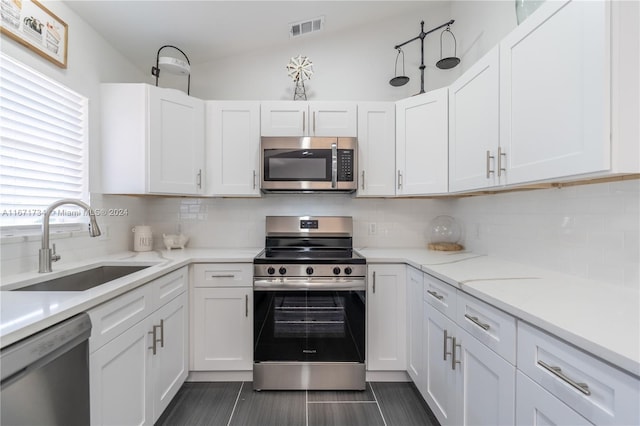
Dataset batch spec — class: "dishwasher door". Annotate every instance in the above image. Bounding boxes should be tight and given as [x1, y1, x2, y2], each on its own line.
[1, 313, 92, 426]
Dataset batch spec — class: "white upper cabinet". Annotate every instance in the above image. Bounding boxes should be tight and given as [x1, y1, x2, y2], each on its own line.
[500, 0, 625, 184]
[260, 101, 357, 137]
[101, 84, 205, 195]
[449, 47, 501, 192]
[356, 102, 396, 197]
[206, 101, 261, 197]
[396, 88, 449, 195]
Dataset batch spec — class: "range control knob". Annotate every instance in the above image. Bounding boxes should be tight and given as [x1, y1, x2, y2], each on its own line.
[333, 267, 341, 275]
[306, 267, 314, 275]
[344, 267, 352, 275]
[267, 267, 276, 275]
[278, 266, 287, 275]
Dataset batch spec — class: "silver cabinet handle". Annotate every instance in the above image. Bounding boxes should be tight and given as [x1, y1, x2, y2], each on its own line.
[302, 111, 306, 133]
[196, 169, 202, 189]
[148, 327, 157, 355]
[158, 319, 164, 348]
[245, 294, 249, 317]
[498, 146, 506, 178]
[443, 329, 452, 361]
[451, 337, 461, 370]
[361, 170, 365, 190]
[253, 170, 257, 190]
[486, 150, 495, 179]
[397, 170, 403, 189]
[537, 360, 591, 396]
[427, 290, 444, 301]
[209, 274, 235, 278]
[464, 314, 490, 331]
[313, 111, 316, 134]
[148, 324, 161, 355]
[372, 271, 376, 294]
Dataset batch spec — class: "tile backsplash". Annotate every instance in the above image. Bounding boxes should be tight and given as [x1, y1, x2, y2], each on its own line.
[2, 180, 638, 290]
[449, 179, 639, 289]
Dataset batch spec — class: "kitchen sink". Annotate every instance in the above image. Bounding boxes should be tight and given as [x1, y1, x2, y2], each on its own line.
[12, 265, 152, 292]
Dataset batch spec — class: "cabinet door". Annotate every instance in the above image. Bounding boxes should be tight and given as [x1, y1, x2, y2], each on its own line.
[516, 371, 593, 425]
[500, 0, 610, 184]
[449, 47, 500, 192]
[206, 101, 261, 196]
[152, 292, 188, 422]
[367, 265, 406, 371]
[423, 303, 456, 426]
[406, 267, 423, 387]
[455, 328, 515, 426]
[356, 102, 396, 197]
[309, 102, 357, 137]
[396, 88, 448, 195]
[192, 287, 253, 371]
[148, 86, 205, 194]
[90, 318, 153, 426]
[260, 101, 307, 136]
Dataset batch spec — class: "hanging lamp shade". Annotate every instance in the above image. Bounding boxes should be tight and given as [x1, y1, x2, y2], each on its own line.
[151, 45, 191, 94]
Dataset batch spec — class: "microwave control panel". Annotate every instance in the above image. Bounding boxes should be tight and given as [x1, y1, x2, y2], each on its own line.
[337, 150, 354, 182]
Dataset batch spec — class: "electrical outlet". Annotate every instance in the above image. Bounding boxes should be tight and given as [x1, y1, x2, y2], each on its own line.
[369, 223, 377, 235]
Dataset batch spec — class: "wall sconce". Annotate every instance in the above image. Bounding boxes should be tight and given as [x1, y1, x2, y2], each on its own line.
[150, 45, 191, 95]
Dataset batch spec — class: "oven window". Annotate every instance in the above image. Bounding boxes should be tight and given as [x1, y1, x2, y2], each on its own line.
[254, 290, 365, 363]
[263, 149, 331, 181]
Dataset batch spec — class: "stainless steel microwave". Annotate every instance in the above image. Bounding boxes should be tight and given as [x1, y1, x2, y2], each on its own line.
[260, 137, 357, 192]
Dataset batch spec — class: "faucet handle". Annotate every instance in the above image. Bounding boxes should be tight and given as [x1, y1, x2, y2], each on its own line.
[51, 244, 61, 263]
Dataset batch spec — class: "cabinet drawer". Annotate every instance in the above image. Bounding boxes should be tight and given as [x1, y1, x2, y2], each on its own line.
[423, 273, 457, 318]
[88, 284, 154, 353]
[456, 291, 516, 364]
[517, 322, 640, 425]
[151, 267, 187, 309]
[192, 263, 252, 287]
[516, 371, 593, 425]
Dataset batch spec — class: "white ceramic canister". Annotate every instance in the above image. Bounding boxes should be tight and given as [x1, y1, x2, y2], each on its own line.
[132, 225, 153, 252]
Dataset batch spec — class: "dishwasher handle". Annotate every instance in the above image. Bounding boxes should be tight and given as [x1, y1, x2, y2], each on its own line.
[1, 313, 92, 384]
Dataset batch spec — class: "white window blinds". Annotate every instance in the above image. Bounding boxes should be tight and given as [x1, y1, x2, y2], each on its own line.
[0, 53, 88, 226]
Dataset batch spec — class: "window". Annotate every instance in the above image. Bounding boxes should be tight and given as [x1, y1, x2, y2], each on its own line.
[0, 53, 88, 227]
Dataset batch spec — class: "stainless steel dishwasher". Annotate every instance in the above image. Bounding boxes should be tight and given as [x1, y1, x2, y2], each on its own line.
[1, 313, 92, 426]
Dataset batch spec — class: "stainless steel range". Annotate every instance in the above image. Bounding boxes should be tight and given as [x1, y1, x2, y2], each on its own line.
[253, 216, 366, 390]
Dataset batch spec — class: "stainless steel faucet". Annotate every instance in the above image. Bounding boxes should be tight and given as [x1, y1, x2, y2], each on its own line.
[39, 199, 102, 273]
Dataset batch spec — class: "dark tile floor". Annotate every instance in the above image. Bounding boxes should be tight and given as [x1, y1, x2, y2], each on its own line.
[156, 382, 440, 426]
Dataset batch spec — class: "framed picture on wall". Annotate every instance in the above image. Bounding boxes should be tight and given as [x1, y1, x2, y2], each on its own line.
[1, 0, 68, 68]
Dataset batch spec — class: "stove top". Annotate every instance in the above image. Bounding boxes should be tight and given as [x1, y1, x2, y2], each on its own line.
[254, 216, 366, 278]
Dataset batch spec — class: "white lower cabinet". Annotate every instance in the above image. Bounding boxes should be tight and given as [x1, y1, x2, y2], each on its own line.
[516, 371, 593, 425]
[191, 263, 253, 371]
[517, 321, 640, 425]
[406, 266, 423, 385]
[89, 267, 188, 425]
[420, 273, 516, 426]
[367, 264, 406, 371]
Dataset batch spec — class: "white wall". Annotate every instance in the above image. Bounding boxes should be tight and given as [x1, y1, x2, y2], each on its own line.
[0, 1, 148, 276]
[192, 2, 454, 101]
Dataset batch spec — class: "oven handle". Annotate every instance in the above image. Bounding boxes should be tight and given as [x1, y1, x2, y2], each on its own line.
[254, 279, 365, 291]
[331, 143, 338, 189]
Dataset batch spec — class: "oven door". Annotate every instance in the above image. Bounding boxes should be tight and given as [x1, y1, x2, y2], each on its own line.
[261, 137, 356, 191]
[253, 279, 365, 363]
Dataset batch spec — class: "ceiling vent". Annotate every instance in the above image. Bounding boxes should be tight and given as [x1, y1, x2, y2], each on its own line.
[289, 16, 324, 38]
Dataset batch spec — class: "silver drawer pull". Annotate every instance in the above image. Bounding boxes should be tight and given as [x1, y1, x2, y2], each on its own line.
[209, 274, 235, 278]
[427, 290, 444, 300]
[464, 314, 490, 331]
[537, 360, 591, 396]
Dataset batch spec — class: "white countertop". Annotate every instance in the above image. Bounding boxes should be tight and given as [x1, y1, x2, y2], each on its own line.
[360, 248, 640, 378]
[2, 246, 638, 378]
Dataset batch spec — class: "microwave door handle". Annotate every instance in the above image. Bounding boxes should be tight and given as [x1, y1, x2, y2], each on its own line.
[331, 142, 338, 188]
